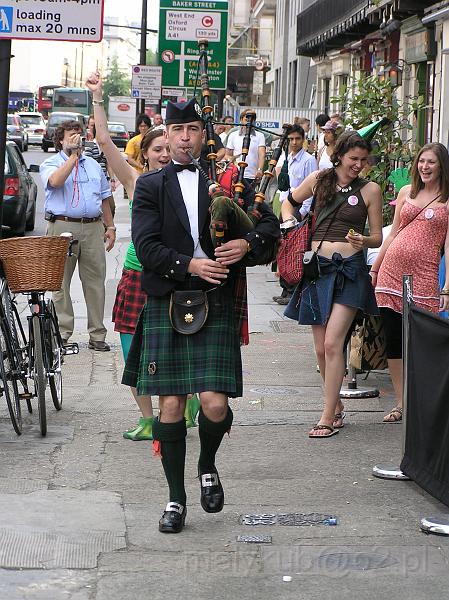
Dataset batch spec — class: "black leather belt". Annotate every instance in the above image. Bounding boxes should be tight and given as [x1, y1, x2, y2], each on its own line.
[45, 214, 101, 223]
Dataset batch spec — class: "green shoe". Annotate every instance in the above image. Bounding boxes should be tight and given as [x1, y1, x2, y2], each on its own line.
[123, 417, 154, 441]
[185, 394, 200, 428]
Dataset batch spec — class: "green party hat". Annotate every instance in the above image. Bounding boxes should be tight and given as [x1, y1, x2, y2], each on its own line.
[357, 117, 390, 141]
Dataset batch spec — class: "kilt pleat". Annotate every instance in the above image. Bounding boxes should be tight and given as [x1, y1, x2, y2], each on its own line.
[112, 268, 147, 334]
[122, 286, 243, 397]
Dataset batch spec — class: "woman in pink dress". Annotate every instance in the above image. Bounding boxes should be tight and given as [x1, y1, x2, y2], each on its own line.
[371, 143, 449, 422]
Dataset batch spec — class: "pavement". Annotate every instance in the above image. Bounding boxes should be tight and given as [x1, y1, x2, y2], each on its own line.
[1, 187, 449, 599]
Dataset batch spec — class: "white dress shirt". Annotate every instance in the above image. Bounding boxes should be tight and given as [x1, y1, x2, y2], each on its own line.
[174, 163, 208, 259]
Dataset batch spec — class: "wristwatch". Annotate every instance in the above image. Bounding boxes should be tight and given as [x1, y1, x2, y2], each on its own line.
[106, 225, 116, 231]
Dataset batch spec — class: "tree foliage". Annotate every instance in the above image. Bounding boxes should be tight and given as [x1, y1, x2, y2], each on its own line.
[103, 56, 131, 112]
[332, 74, 423, 221]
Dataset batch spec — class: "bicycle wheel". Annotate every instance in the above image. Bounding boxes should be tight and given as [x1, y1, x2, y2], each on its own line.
[31, 316, 47, 436]
[0, 323, 22, 435]
[46, 301, 63, 410]
[2, 289, 32, 413]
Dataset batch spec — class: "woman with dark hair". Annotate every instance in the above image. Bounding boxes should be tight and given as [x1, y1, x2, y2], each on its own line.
[282, 130, 383, 437]
[371, 143, 449, 422]
[86, 72, 200, 440]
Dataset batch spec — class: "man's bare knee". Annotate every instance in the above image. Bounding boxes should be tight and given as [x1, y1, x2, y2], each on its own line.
[159, 395, 186, 422]
[200, 392, 228, 422]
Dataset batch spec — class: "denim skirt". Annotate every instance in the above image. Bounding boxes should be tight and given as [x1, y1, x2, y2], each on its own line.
[284, 251, 379, 326]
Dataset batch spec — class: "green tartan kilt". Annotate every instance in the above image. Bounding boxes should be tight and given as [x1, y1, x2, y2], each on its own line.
[122, 286, 243, 397]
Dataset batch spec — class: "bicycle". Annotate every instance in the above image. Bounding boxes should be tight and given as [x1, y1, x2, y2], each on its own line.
[0, 234, 79, 436]
[26, 235, 79, 435]
[26, 290, 78, 435]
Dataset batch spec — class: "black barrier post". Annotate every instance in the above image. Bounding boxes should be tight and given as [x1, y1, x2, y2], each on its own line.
[372, 274, 412, 480]
[0, 39, 12, 240]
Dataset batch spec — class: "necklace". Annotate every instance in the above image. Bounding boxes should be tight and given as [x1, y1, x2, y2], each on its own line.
[336, 183, 352, 193]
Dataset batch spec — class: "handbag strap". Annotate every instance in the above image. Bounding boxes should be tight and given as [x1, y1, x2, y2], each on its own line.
[396, 193, 441, 235]
[306, 195, 346, 252]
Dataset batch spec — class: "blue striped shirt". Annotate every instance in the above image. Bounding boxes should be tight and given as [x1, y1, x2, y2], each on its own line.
[40, 151, 111, 219]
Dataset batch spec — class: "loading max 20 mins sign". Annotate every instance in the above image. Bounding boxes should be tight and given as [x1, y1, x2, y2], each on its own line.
[0, 0, 104, 42]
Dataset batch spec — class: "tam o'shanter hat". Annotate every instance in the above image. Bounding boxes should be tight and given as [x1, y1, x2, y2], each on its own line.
[165, 98, 204, 125]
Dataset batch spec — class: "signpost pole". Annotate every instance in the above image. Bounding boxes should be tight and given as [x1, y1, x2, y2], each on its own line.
[137, 0, 148, 120]
[0, 39, 12, 240]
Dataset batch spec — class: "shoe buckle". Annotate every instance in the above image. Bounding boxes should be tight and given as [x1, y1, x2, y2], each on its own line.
[201, 473, 218, 487]
[165, 502, 184, 514]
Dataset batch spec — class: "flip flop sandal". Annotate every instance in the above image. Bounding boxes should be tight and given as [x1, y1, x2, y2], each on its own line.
[382, 406, 403, 423]
[333, 411, 346, 429]
[308, 424, 339, 438]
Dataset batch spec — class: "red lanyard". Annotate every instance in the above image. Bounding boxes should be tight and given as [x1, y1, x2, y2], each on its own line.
[71, 158, 80, 208]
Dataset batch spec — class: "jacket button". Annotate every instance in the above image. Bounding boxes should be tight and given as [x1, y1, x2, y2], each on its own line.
[175, 260, 180, 265]
[170, 269, 174, 274]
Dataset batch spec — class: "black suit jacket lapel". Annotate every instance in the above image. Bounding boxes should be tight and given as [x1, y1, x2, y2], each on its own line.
[165, 162, 191, 234]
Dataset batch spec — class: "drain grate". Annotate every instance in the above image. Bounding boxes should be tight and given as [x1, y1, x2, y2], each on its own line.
[240, 513, 338, 526]
[237, 535, 272, 544]
[270, 321, 311, 334]
[249, 386, 305, 396]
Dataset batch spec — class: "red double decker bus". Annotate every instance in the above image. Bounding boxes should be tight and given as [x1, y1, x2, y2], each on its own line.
[37, 85, 64, 118]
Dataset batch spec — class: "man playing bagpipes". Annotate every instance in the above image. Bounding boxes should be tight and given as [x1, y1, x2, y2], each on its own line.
[122, 98, 279, 534]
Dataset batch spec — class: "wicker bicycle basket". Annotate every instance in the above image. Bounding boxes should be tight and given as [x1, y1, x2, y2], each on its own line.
[0, 236, 69, 293]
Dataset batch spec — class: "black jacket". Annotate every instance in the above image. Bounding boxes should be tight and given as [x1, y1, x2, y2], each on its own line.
[132, 161, 280, 297]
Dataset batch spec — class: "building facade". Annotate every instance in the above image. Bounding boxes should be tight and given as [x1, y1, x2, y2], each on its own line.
[269, 0, 316, 110]
[294, 0, 438, 147]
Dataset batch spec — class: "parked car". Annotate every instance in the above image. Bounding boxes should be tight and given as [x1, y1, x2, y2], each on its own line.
[107, 122, 129, 149]
[7, 114, 29, 152]
[42, 111, 86, 152]
[17, 111, 46, 145]
[3, 141, 37, 236]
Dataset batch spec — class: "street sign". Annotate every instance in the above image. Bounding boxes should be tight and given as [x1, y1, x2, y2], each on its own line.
[253, 71, 264, 96]
[131, 66, 162, 102]
[0, 0, 104, 42]
[159, 0, 228, 90]
[162, 88, 187, 99]
[255, 121, 280, 129]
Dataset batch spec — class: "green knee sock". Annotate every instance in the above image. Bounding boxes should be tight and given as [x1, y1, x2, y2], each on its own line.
[152, 417, 187, 505]
[198, 407, 233, 474]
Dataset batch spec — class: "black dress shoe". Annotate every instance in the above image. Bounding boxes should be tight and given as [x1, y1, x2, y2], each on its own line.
[199, 469, 224, 513]
[158, 502, 187, 533]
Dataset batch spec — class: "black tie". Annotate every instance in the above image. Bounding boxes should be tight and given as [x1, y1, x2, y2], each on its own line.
[174, 163, 196, 173]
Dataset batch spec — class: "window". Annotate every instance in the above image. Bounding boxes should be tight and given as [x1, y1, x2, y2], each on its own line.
[290, 60, 298, 106]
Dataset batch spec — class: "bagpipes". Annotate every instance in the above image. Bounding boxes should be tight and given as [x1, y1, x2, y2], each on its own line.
[192, 39, 289, 262]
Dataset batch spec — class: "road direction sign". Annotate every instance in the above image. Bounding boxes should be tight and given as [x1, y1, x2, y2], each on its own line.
[0, 0, 104, 42]
[159, 0, 228, 90]
[132, 65, 162, 102]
